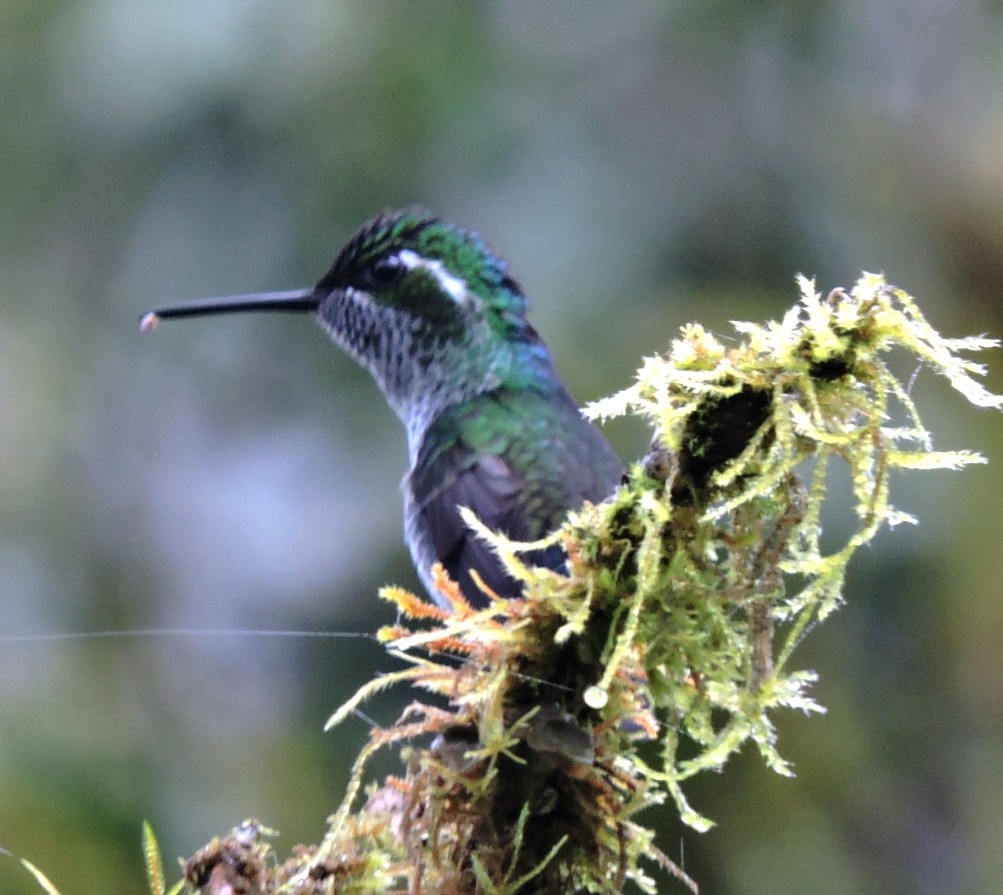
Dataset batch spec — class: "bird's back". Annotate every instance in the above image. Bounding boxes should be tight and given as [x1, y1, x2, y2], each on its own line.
[405, 384, 623, 606]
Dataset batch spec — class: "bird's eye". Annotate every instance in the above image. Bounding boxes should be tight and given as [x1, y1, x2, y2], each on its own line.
[365, 254, 407, 286]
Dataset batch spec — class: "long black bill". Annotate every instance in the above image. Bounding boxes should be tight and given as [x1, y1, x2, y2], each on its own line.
[139, 289, 321, 333]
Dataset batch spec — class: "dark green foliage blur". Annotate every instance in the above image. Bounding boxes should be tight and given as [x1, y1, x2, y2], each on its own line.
[1, 3, 1001, 894]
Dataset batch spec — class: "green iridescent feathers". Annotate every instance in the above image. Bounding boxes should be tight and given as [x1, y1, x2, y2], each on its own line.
[316, 210, 530, 336]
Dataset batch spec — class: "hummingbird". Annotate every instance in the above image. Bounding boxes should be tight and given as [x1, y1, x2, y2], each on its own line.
[141, 210, 624, 608]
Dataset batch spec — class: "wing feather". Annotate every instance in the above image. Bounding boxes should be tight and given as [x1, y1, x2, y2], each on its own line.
[409, 389, 623, 605]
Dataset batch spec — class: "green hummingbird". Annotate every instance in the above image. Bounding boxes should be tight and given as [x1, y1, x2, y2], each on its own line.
[141, 210, 624, 608]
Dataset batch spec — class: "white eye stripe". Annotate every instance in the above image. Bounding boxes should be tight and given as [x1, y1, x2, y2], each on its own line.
[397, 248, 468, 304]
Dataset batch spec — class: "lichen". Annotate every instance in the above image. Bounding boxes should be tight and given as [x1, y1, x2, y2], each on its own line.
[172, 275, 999, 895]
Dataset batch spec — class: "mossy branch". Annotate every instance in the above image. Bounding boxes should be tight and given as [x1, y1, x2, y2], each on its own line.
[156, 275, 998, 895]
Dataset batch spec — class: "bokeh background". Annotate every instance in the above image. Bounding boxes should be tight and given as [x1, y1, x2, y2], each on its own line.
[2, 3, 1003, 893]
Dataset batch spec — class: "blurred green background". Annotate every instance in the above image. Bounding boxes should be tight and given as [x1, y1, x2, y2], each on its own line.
[2, 3, 1002, 893]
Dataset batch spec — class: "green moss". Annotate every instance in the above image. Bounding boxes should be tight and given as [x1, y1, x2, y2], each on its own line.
[169, 275, 999, 894]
